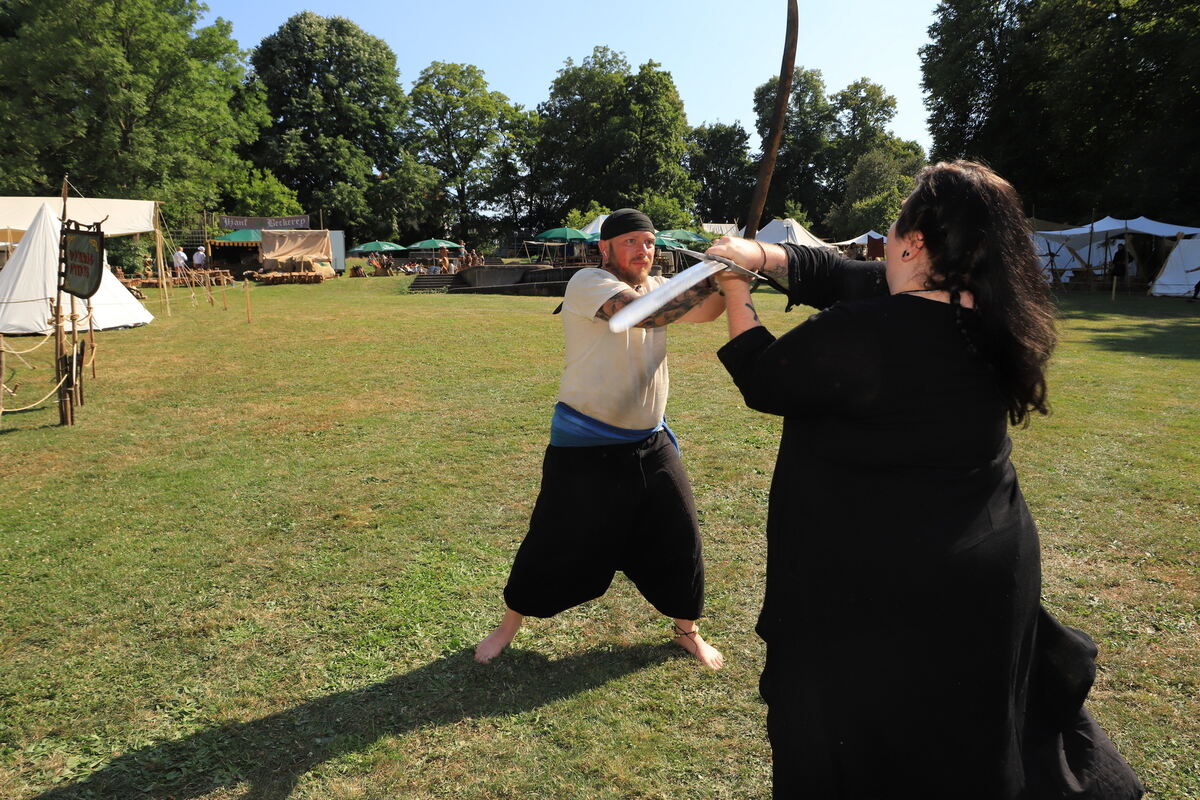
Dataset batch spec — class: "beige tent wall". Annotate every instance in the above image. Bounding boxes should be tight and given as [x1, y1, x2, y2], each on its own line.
[260, 229, 333, 275]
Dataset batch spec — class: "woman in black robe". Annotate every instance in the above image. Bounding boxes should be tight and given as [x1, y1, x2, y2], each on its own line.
[708, 161, 1142, 799]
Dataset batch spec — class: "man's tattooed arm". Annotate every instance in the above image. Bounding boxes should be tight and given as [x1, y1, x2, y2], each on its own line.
[593, 279, 718, 328]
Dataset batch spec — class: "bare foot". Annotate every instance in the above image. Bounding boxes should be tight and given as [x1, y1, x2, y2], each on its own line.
[474, 609, 524, 665]
[672, 623, 725, 670]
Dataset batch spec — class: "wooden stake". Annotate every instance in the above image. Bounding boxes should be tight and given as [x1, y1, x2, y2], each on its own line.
[54, 295, 69, 425]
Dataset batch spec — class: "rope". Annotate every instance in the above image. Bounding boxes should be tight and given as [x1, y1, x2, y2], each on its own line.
[0, 372, 68, 415]
[83, 341, 99, 368]
[1, 331, 54, 354]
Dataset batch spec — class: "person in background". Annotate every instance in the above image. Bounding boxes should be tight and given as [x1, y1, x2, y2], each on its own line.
[172, 246, 187, 277]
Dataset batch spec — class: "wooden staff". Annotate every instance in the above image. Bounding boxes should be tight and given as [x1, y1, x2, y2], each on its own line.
[244, 276, 253, 323]
[70, 294, 82, 407]
[87, 298, 97, 378]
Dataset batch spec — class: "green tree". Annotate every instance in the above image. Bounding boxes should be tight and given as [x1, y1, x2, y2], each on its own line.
[410, 62, 520, 241]
[0, 0, 265, 226]
[686, 123, 756, 223]
[825, 147, 922, 238]
[752, 67, 837, 229]
[825, 78, 900, 201]
[487, 108, 543, 235]
[533, 47, 696, 226]
[921, 0, 1200, 222]
[250, 12, 433, 239]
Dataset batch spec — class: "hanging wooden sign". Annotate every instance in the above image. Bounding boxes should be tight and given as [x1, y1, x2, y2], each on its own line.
[60, 220, 105, 299]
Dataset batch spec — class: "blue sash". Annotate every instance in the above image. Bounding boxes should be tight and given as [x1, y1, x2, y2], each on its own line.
[549, 402, 679, 453]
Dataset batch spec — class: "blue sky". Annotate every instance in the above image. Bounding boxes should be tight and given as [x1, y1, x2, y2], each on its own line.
[200, 0, 939, 155]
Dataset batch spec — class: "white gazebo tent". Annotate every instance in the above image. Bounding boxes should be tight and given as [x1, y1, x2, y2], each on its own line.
[739, 218, 835, 249]
[832, 230, 887, 247]
[0, 204, 153, 334]
[1036, 216, 1200, 281]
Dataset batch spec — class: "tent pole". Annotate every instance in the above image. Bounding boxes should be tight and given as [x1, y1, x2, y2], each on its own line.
[0, 333, 6, 416]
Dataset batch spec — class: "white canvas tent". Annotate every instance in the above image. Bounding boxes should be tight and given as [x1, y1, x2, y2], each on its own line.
[1035, 215, 1200, 281]
[739, 218, 834, 249]
[832, 230, 887, 247]
[1150, 239, 1200, 296]
[580, 215, 607, 236]
[0, 196, 156, 239]
[0, 204, 153, 334]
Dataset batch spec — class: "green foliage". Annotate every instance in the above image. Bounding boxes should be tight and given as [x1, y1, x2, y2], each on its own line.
[781, 202, 813, 229]
[752, 69, 915, 235]
[217, 168, 303, 217]
[250, 12, 433, 240]
[824, 147, 924, 238]
[635, 193, 692, 231]
[487, 107, 542, 235]
[532, 47, 695, 228]
[753, 67, 837, 230]
[0, 0, 265, 227]
[686, 123, 755, 224]
[562, 200, 611, 231]
[921, 0, 1200, 223]
[410, 62, 521, 241]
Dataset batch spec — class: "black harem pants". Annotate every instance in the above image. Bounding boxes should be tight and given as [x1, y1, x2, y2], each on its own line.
[503, 429, 705, 621]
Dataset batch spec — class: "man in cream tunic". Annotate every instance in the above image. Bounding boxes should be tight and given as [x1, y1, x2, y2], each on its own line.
[476, 209, 727, 668]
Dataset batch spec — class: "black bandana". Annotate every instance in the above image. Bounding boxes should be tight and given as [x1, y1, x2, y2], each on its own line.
[600, 208, 655, 240]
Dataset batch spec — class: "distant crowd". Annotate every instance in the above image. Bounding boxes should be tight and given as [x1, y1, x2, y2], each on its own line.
[366, 246, 484, 275]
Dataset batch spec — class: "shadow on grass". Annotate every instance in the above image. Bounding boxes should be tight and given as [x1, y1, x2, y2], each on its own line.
[1053, 292, 1200, 321]
[33, 644, 673, 800]
[1081, 319, 1200, 360]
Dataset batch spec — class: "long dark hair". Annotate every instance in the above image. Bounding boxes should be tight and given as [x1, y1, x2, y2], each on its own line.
[895, 160, 1056, 426]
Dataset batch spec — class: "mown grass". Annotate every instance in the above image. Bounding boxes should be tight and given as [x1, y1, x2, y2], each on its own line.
[1, 279, 1196, 799]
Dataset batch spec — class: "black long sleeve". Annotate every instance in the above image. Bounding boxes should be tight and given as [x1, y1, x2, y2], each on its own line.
[780, 244, 887, 310]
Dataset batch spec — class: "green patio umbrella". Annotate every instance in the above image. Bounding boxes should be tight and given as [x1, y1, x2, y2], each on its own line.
[657, 229, 709, 243]
[349, 240, 405, 253]
[584, 231, 681, 249]
[408, 238, 463, 250]
[534, 227, 588, 242]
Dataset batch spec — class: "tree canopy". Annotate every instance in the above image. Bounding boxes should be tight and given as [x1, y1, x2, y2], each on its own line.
[250, 12, 434, 239]
[0, 0, 280, 226]
[922, 0, 1200, 223]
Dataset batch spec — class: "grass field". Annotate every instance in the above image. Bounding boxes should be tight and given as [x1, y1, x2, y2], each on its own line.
[1, 277, 1197, 799]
